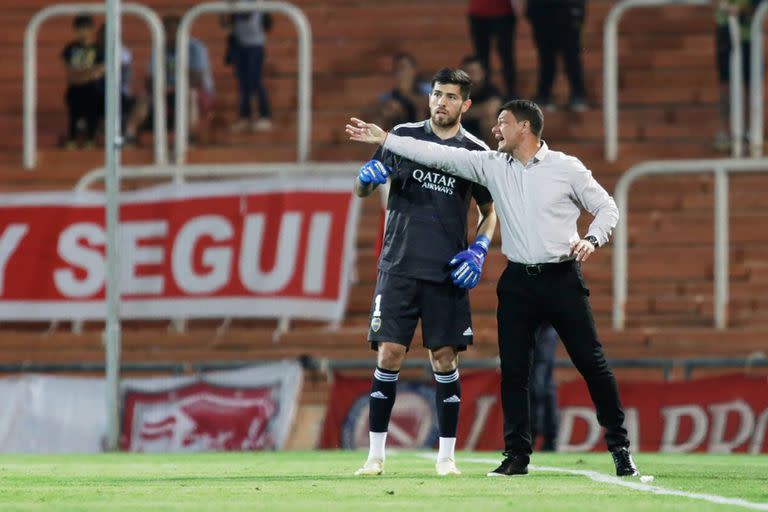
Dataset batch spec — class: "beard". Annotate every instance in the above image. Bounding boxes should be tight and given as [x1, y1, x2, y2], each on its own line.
[431, 109, 460, 128]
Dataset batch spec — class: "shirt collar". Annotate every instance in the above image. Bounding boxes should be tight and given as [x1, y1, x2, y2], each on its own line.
[425, 120, 465, 141]
[532, 140, 549, 163]
[507, 140, 549, 166]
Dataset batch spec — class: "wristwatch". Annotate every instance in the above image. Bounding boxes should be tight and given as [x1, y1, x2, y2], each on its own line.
[585, 235, 599, 248]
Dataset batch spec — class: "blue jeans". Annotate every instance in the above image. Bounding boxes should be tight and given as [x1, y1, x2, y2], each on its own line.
[234, 44, 270, 120]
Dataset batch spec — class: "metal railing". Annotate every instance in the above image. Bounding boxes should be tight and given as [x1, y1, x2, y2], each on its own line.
[603, 0, 710, 162]
[23, 3, 167, 169]
[174, 1, 312, 164]
[612, 158, 768, 330]
[749, 1, 768, 157]
[727, 15, 745, 158]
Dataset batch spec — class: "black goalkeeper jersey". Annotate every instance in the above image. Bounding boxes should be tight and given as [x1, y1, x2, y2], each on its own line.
[374, 120, 493, 283]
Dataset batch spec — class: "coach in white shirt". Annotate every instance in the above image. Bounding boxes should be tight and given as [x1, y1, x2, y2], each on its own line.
[346, 99, 642, 478]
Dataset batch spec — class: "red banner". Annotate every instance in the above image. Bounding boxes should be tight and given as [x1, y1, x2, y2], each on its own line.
[121, 362, 302, 452]
[0, 178, 359, 321]
[320, 372, 768, 453]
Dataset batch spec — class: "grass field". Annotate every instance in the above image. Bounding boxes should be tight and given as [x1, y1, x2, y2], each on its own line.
[0, 451, 766, 511]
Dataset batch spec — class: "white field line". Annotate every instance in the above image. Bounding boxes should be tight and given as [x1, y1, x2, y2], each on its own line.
[416, 453, 768, 511]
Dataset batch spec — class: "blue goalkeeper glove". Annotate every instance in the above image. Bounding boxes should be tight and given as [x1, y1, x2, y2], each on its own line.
[357, 160, 391, 186]
[449, 235, 490, 289]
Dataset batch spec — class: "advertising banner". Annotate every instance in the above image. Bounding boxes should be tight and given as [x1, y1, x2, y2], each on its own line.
[0, 178, 359, 322]
[320, 372, 768, 453]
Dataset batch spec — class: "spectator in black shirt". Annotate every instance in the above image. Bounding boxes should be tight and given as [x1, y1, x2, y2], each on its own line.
[363, 53, 431, 130]
[459, 55, 503, 146]
[62, 14, 104, 148]
[527, 0, 589, 111]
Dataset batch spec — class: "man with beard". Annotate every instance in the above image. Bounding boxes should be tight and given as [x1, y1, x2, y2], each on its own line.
[353, 68, 497, 477]
[346, 99, 640, 478]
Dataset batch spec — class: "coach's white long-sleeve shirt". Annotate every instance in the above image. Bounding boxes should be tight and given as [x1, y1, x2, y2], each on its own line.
[383, 134, 619, 265]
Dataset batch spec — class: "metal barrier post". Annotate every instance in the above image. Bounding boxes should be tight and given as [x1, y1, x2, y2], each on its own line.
[750, 1, 768, 157]
[613, 158, 768, 329]
[713, 167, 729, 328]
[175, 1, 312, 164]
[603, 0, 709, 162]
[23, 3, 166, 169]
[728, 15, 744, 158]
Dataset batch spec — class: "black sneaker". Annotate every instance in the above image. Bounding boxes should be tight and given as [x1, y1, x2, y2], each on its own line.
[487, 454, 529, 476]
[611, 447, 639, 476]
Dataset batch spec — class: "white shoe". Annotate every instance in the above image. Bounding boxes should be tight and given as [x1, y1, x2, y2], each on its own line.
[354, 458, 384, 476]
[252, 118, 273, 132]
[436, 458, 461, 476]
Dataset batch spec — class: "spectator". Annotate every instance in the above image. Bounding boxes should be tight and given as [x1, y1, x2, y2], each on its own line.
[530, 323, 559, 452]
[459, 55, 503, 145]
[125, 15, 215, 146]
[363, 53, 431, 130]
[95, 23, 134, 134]
[527, 0, 588, 111]
[467, 0, 519, 100]
[62, 14, 104, 149]
[712, 0, 760, 152]
[221, 7, 273, 133]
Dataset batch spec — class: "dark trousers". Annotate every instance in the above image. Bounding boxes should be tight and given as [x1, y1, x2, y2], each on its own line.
[496, 260, 629, 456]
[530, 323, 559, 450]
[468, 14, 517, 99]
[528, 5, 587, 100]
[65, 83, 101, 141]
[234, 44, 270, 119]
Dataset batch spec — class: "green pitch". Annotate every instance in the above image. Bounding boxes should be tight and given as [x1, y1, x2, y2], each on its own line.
[0, 451, 766, 511]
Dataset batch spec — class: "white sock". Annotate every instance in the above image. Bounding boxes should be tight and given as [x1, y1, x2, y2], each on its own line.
[369, 431, 387, 461]
[437, 437, 456, 461]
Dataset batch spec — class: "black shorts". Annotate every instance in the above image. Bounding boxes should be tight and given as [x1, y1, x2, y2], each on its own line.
[367, 270, 473, 352]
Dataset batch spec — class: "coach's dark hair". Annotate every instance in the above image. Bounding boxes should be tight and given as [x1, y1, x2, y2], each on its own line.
[431, 67, 472, 100]
[499, 99, 544, 137]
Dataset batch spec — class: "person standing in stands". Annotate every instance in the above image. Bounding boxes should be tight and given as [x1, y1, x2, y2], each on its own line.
[62, 14, 104, 148]
[124, 15, 215, 146]
[712, 0, 761, 152]
[459, 55, 504, 147]
[467, 0, 519, 100]
[222, 5, 274, 133]
[527, 0, 589, 111]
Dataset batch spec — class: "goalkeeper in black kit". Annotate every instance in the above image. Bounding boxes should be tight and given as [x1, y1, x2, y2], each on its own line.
[353, 68, 497, 476]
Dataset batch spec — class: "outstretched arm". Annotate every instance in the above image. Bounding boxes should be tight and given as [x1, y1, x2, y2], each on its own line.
[346, 117, 490, 186]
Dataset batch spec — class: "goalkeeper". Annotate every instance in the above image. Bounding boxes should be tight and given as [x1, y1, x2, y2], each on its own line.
[353, 68, 497, 477]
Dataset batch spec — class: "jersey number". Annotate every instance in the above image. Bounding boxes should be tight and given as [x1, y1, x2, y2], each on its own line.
[373, 294, 382, 317]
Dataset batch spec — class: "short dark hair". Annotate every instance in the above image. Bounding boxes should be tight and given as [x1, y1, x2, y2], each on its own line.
[499, 99, 544, 137]
[431, 67, 472, 100]
[73, 14, 94, 29]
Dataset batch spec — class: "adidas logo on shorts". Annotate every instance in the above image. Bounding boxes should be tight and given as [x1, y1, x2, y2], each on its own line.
[463, 327, 473, 336]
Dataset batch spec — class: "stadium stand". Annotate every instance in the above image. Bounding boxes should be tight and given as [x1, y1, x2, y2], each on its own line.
[1, 0, 767, 401]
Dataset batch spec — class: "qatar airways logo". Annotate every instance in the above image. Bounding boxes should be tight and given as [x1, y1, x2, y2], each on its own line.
[412, 169, 456, 195]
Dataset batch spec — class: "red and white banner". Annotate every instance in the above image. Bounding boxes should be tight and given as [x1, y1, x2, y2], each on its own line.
[0, 362, 302, 453]
[0, 178, 360, 321]
[320, 372, 768, 453]
[121, 362, 302, 452]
